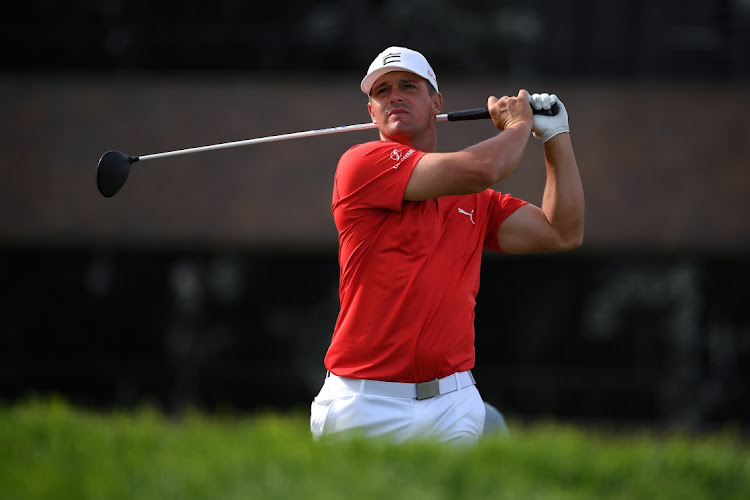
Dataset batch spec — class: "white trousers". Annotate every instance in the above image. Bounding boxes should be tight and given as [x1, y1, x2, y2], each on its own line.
[310, 372, 486, 445]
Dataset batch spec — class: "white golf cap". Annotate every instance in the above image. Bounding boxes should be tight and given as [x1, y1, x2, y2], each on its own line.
[360, 46, 439, 95]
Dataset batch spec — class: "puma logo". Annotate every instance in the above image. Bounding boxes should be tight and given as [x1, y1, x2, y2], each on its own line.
[457, 208, 475, 224]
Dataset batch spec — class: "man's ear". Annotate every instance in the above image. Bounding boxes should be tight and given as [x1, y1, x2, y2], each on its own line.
[432, 92, 443, 115]
[367, 101, 377, 124]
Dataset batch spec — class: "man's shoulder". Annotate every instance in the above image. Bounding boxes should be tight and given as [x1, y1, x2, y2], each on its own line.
[341, 140, 415, 159]
[338, 141, 424, 178]
[341, 140, 380, 158]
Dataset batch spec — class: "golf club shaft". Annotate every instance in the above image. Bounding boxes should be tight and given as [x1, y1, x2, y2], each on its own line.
[134, 104, 553, 162]
[138, 121, 379, 162]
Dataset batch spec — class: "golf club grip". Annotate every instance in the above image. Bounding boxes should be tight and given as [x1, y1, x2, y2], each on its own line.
[447, 102, 559, 122]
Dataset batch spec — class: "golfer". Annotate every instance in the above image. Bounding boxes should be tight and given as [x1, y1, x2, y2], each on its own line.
[311, 46, 584, 444]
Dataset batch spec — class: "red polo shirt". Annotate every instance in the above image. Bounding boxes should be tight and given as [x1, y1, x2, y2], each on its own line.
[325, 140, 526, 383]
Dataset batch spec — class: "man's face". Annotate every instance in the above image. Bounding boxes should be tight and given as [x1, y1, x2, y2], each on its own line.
[367, 71, 442, 145]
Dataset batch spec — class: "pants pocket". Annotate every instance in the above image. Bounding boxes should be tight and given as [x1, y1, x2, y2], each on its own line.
[310, 395, 334, 440]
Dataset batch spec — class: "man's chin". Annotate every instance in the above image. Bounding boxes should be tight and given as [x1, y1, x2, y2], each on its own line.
[385, 121, 416, 136]
[382, 129, 413, 144]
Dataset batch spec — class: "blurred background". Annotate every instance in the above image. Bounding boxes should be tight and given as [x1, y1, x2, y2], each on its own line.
[1, 0, 748, 431]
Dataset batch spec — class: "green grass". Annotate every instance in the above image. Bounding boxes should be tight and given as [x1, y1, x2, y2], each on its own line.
[1, 397, 748, 500]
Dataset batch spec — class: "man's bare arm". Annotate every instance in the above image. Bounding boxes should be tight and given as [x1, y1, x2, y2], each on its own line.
[497, 132, 584, 253]
[404, 90, 533, 201]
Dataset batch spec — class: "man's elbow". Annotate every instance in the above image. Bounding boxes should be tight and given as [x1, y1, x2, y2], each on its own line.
[560, 226, 584, 251]
[462, 162, 501, 193]
[479, 159, 517, 189]
[566, 232, 584, 251]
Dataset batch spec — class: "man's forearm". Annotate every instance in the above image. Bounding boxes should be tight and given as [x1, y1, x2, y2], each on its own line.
[465, 122, 532, 185]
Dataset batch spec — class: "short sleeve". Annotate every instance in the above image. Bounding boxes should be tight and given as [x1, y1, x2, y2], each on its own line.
[483, 190, 528, 252]
[333, 141, 426, 212]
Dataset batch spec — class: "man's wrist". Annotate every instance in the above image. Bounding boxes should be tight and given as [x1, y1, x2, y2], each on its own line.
[542, 127, 569, 143]
[542, 131, 572, 152]
[504, 120, 533, 135]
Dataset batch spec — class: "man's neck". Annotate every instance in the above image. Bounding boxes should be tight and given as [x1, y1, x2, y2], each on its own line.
[380, 129, 437, 152]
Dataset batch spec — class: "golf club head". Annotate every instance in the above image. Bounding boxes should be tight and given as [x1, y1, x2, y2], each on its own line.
[96, 150, 136, 197]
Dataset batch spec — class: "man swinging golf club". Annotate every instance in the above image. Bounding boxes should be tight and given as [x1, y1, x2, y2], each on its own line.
[311, 46, 584, 444]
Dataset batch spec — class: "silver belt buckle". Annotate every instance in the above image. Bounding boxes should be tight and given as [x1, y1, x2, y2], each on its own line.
[416, 379, 440, 400]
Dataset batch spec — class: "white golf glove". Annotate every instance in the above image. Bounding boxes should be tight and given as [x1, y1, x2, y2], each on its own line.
[528, 93, 569, 142]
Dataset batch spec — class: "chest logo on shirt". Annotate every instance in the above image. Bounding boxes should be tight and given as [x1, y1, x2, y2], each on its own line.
[457, 208, 475, 224]
[390, 148, 415, 169]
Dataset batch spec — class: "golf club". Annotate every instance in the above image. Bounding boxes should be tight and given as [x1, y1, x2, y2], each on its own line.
[96, 102, 559, 198]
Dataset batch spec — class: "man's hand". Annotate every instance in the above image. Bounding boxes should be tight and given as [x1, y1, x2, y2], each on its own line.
[528, 93, 569, 142]
[488, 90, 533, 132]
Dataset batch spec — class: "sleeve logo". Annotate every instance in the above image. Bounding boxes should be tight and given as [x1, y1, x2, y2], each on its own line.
[390, 148, 415, 169]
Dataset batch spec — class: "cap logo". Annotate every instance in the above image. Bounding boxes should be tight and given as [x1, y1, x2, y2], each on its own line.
[361, 47, 438, 94]
[382, 52, 401, 65]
